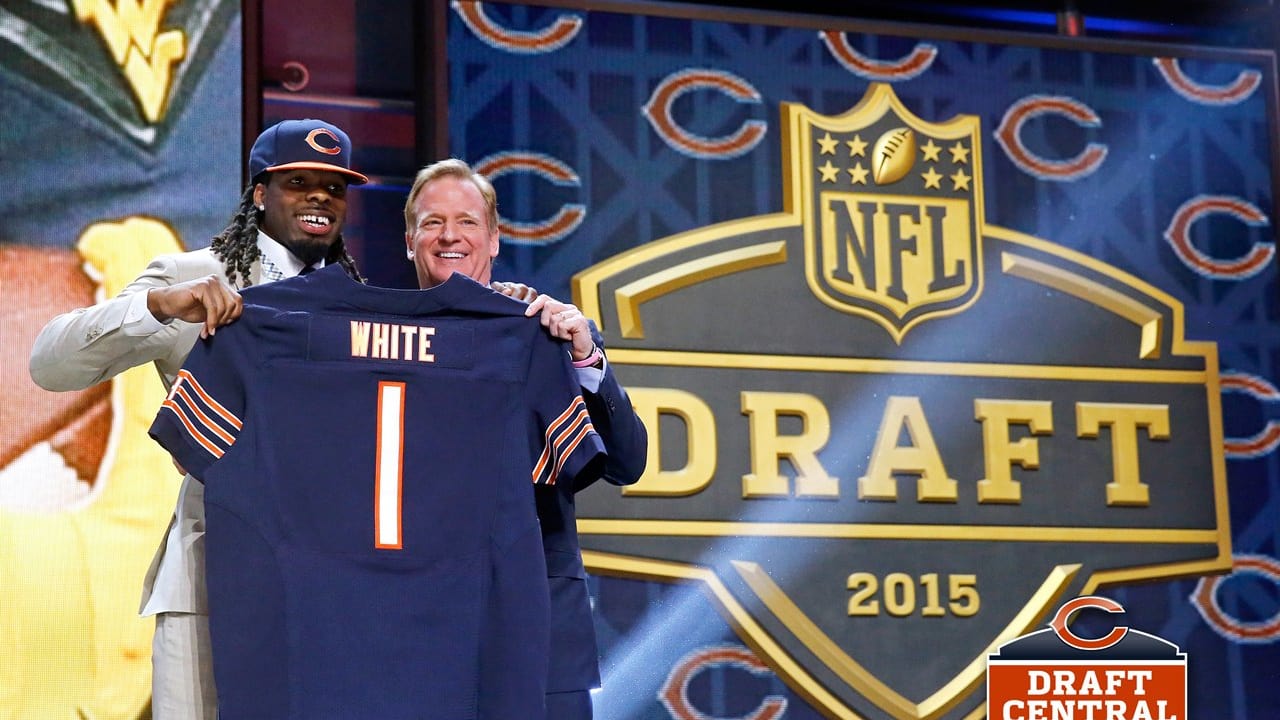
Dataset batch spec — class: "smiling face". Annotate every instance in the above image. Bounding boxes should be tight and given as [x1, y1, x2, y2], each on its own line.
[404, 175, 500, 289]
[254, 169, 349, 266]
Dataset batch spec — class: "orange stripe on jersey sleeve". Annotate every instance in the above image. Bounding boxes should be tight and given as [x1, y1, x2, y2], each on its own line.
[551, 419, 598, 482]
[177, 369, 244, 430]
[532, 398, 583, 483]
[172, 385, 236, 445]
[534, 397, 594, 485]
[161, 400, 225, 459]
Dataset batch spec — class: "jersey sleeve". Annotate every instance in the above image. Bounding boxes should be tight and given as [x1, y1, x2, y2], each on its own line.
[147, 324, 250, 480]
[528, 336, 606, 486]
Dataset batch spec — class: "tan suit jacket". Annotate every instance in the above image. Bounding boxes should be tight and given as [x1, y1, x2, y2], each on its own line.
[29, 247, 262, 615]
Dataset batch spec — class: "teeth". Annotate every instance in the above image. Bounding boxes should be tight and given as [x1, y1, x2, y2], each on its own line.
[301, 214, 330, 226]
[439, 252, 464, 259]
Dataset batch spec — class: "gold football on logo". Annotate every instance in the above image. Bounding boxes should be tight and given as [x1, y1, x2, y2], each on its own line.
[872, 127, 916, 185]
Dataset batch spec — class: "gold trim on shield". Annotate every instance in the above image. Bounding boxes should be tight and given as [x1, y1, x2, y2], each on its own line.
[731, 560, 1080, 719]
[1002, 252, 1163, 360]
[615, 240, 788, 338]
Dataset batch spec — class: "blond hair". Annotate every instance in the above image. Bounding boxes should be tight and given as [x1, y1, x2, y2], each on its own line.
[403, 158, 499, 233]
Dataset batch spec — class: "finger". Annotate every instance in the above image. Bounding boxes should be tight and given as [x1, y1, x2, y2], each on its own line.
[562, 319, 594, 359]
[199, 283, 236, 334]
[203, 294, 222, 337]
[550, 310, 583, 340]
[505, 284, 535, 303]
[225, 294, 244, 323]
[213, 290, 243, 332]
[173, 284, 213, 335]
[525, 294, 548, 317]
[534, 295, 564, 317]
[541, 301, 570, 326]
[210, 293, 233, 328]
[563, 314, 589, 337]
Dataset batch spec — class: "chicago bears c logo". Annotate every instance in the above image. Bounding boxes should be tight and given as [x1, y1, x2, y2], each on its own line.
[451, 0, 582, 54]
[818, 32, 937, 81]
[1163, 195, 1272, 279]
[473, 152, 585, 244]
[659, 645, 786, 720]
[1191, 554, 1280, 642]
[1220, 371, 1280, 458]
[1050, 596, 1129, 651]
[994, 95, 1107, 181]
[642, 69, 766, 160]
[1153, 58, 1261, 106]
[305, 128, 342, 155]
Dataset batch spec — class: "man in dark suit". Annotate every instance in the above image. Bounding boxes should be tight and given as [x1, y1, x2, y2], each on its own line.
[403, 158, 648, 719]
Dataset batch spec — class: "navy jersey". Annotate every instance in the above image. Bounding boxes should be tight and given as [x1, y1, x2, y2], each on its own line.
[148, 267, 604, 720]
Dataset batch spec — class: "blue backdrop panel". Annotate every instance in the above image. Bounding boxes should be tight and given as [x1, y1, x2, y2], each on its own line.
[447, 2, 1277, 718]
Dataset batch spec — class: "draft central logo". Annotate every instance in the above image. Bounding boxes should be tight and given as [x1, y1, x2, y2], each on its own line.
[573, 83, 1230, 719]
[987, 596, 1187, 720]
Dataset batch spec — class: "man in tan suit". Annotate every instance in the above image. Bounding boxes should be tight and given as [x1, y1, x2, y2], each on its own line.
[29, 118, 369, 720]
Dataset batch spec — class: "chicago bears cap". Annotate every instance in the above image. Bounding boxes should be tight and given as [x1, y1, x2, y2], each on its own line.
[248, 118, 369, 185]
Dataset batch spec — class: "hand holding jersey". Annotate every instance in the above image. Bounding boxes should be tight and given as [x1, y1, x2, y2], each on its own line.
[145, 274, 243, 338]
[525, 294, 598, 362]
[490, 280, 539, 302]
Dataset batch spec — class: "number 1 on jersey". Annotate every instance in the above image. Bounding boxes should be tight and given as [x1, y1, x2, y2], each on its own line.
[375, 381, 406, 549]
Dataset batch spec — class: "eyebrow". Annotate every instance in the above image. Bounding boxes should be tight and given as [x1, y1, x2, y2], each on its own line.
[421, 210, 481, 221]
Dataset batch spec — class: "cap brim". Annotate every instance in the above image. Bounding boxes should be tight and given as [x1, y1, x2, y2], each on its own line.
[264, 161, 369, 185]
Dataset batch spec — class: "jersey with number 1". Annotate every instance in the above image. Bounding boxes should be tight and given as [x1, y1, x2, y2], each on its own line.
[148, 267, 604, 720]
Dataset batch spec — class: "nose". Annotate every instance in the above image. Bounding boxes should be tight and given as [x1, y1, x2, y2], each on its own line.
[306, 185, 332, 203]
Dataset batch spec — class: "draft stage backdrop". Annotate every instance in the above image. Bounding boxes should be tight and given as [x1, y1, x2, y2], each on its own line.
[451, 2, 1279, 718]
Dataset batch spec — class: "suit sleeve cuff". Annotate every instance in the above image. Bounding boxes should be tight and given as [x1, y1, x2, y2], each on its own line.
[122, 289, 170, 336]
[575, 360, 604, 393]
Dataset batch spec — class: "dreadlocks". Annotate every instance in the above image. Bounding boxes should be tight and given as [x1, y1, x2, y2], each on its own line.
[209, 180, 366, 288]
[209, 185, 260, 288]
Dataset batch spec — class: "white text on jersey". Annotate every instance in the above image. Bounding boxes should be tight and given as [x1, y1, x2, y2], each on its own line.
[350, 321, 437, 362]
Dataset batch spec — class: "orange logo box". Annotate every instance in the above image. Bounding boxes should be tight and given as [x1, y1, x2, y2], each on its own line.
[988, 597, 1187, 720]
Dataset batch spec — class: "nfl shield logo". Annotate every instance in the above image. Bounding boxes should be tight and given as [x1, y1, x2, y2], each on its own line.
[791, 83, 985, 342]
